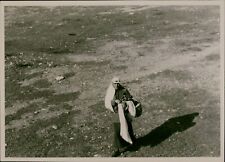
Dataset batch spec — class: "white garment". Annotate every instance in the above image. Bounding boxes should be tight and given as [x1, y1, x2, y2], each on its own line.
[104, 83, 115, 112]
[104, 83, 136, 144]
[126, 101, 136, 117]
[118, 101, 136, 144]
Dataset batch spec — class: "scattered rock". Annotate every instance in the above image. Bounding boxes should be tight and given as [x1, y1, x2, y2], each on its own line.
[34, 111, 39, 115]
[87, 37, 96, 41]
[52, 125, 58, 129]
[57, 23, 63, 26]
[163, 20, 170, 25]
[55, 76, 65, 81]
[94, 154, 101, 157]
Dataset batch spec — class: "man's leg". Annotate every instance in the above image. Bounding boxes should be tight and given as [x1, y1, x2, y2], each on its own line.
[112, 122, 132, 156]
[127, 120, 136, 143]
[113, 123, 121, 148]
[112, 122, 123, 157]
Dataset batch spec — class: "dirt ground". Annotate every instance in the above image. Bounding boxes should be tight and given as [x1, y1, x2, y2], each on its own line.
[4, 6, 220, 157]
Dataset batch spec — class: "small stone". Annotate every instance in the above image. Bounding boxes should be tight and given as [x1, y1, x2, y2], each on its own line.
[69, 137, 74, 140]
[57, 23, 63, 26]
[34, 111, 39, 115]
[163, 20, 169, 25]
[55, 76, 65, 81]
[94, 154, 100, 157]
[87, 37, 96, 41]
[52, 125, 58, 129]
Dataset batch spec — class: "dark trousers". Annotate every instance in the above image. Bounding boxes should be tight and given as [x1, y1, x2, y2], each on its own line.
[113, 120, 136, 149]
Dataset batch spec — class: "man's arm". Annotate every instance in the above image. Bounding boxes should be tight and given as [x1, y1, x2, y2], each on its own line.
[123, 89, 133, 101]
[111, 96, 120, 113]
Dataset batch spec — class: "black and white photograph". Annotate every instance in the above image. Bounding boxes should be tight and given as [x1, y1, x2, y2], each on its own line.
[1, 0, 224, 160]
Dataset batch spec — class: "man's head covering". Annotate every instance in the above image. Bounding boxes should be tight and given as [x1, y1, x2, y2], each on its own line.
[112, 76, 120, 84]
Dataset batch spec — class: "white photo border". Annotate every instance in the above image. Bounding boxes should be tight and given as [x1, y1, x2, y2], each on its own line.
[0, 1, 224, 162]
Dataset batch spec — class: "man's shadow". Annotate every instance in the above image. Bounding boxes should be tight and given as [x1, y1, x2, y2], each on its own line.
[129, 112, 199, 151]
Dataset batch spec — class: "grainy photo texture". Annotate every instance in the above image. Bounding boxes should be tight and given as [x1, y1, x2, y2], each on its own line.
[4, 5, 220, 157]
